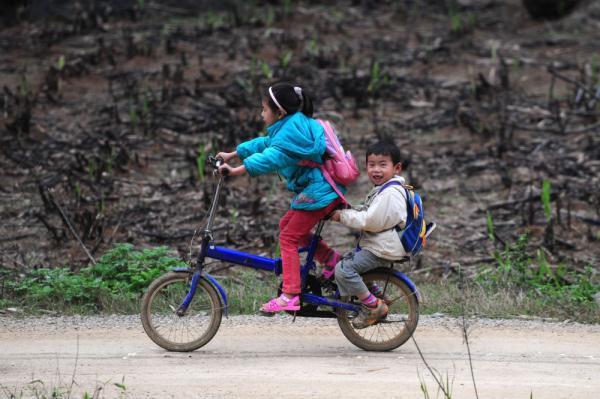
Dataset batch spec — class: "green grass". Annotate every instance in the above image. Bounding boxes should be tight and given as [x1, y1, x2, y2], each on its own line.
[216, 268, 280, 314]
[1, 244, 186, 314]
[0, 243, 281, 315]
[418, 234, 600, 323]
[418, 280, 599, 323]
[1, 376, 127, 399]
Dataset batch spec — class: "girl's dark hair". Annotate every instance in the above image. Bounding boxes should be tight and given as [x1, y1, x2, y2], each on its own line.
[264, 82, 314, 117]
[366, 140, 402, 165]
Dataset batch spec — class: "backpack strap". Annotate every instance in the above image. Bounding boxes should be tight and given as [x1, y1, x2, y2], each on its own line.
[378, 180, 403, 193]
[378, 180, 413, 232]
[299, 159, 349, 204]
[321, 166, 349, 205]
[378, 181, 411, 207]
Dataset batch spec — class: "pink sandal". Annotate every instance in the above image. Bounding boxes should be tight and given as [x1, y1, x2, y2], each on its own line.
[260, 294, 301, 313]
[321, 251, 341, 280]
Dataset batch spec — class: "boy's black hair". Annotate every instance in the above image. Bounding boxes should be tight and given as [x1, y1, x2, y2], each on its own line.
[366, 140, 402, 165]
[264, 82, 314, 117]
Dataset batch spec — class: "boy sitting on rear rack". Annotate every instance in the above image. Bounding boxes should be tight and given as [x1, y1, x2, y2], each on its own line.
[330, 140, 408, 329]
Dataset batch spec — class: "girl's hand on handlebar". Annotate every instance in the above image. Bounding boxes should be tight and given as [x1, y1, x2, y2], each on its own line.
[218, 163, 247, 177]
[216, 151, 238, 163]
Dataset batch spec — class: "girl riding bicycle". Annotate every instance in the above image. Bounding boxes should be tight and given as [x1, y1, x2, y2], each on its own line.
[216, 82, 343, 314]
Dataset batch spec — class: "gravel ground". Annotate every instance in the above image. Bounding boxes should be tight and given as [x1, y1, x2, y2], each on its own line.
[2, 314, 600, 399]
[2, 313, 599, 333]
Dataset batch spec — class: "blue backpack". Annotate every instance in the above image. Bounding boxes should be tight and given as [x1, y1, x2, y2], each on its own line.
[379, 181, 430, 256]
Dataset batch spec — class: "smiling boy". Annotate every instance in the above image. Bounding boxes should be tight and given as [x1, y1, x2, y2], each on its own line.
[330, 140, 408, 329]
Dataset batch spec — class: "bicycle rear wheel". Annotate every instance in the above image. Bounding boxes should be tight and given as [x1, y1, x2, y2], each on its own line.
[141, 271, 222, 352]
[337, 271, 419, 351]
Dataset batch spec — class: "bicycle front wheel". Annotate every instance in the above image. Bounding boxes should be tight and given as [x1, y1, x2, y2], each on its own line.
[337, 271, 419, 351]
[141, 272, 222, 352]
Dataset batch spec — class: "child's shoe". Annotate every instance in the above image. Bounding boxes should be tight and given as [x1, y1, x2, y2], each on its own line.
[260, 294, 300, 314]
[320, 251, 341, 280]
[351, 299, 388, 329]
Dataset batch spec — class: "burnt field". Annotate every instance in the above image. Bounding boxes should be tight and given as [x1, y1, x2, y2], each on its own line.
[1, 0, 599, 278]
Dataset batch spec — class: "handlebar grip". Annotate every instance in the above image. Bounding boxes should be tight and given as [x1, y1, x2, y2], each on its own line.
[215, 156, 229, 175]
[206, 155, 230, 176]
[206, 156, 223, 168]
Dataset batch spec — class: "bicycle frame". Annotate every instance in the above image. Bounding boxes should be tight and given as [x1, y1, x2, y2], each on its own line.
[177, 158, 418, 317]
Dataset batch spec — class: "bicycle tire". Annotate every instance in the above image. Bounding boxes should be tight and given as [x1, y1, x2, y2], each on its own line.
[141, 271, 222, 352]
[337, 271, 419, 351]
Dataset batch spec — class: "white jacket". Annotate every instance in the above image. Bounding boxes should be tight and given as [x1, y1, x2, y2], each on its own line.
[339, 176, 408, 261]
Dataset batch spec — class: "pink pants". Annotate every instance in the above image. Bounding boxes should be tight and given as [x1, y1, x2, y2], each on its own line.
[278, 199, 341, 294]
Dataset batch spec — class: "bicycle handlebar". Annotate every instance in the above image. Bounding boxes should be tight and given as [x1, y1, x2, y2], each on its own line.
[206, 156, 228, 176]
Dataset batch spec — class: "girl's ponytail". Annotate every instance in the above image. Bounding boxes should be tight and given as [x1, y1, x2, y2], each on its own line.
[265, 83, 314, 118]
[300, 90, 313, 117]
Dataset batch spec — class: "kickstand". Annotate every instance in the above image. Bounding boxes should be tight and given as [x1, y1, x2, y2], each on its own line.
[292, 311, 297, 323]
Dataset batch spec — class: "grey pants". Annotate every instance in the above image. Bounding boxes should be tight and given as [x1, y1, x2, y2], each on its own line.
[334, 249, 393, 297]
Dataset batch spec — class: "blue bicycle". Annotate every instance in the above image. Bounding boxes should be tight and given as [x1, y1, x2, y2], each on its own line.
[141, 156, 425, 352]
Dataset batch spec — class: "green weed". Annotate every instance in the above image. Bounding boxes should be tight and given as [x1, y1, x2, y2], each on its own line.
[74, 182, 81, 202]
[449, 11, 461, 33]
[307, 37, 319, 57]
[417, 362, 453, 398]
[486, 211, 495, 242]
[367, 60, 381, 94]
[280, 50, 293, 70]
[204, 11, 228, 30]
[1, 375, 126, 399]
[142, 91, 150, 117]
[87, 159, 95, 180]
[18, 74, 29, 97]
[474, 234, 599, 320]
[57, 55, 65, 71]
[264, 7, 275, 27]
[1, 244, 281, 316]
[282, 0, 292, 17]
[3, 244, 186, 314]
[447, 3, 476, 36]
[261, 61, 273, 79]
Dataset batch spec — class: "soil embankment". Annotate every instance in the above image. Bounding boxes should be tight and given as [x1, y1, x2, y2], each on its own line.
[1, 1, 599, 275]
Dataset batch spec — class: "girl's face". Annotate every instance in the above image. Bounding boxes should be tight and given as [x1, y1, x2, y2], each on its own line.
[261, 99, 281, 126]
[366, 153, 401, 186]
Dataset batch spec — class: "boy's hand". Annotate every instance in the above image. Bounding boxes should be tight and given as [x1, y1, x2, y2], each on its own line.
[330, 210, 342, 222]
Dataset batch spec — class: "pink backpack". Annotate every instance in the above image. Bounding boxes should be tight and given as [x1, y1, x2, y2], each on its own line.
[299, 119, 360, 204]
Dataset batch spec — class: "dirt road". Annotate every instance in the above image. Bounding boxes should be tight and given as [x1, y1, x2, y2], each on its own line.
[1, 315, 599, 398]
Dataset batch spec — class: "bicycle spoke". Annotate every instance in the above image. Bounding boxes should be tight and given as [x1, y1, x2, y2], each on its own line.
[142, 273, 221, 350]
[337, 271, 419, 351]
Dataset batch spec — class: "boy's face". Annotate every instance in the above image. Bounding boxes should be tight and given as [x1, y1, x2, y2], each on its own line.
[366, 153, 401, 186]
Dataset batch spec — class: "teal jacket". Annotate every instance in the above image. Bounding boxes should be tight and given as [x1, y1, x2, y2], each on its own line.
[236, 112, 343, 210]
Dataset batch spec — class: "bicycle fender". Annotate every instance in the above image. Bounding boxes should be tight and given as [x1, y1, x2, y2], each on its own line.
[201, 272, 229, 317]
[171, 268, 229, 317]
[368, 267, 421, 303]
